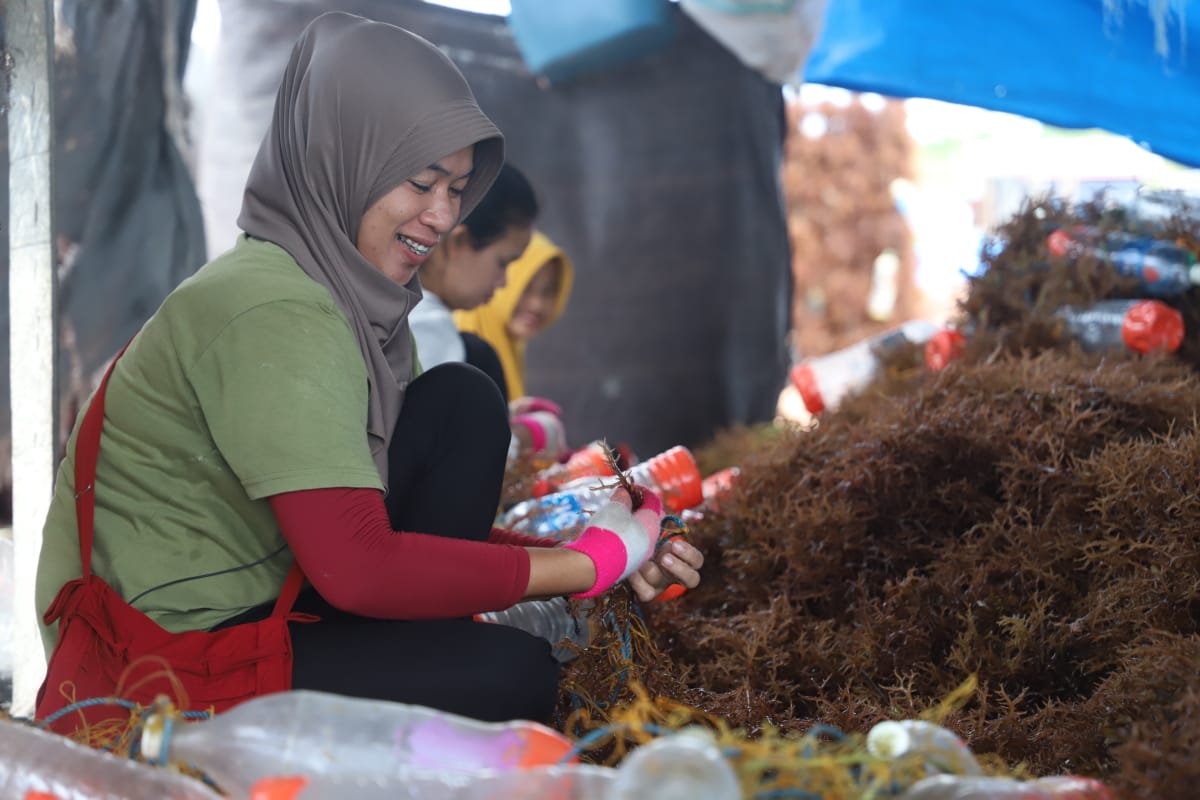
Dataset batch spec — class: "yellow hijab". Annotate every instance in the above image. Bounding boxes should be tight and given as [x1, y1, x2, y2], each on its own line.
[454, 231, 574, 400]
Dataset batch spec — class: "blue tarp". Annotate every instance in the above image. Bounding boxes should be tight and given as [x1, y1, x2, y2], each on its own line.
[803, 0, 1200, 167]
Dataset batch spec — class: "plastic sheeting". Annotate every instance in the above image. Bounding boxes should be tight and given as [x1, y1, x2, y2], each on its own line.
[0, 0, 206, 509]
[200, 0, 792, 458]
[804, 0, 1199, 167]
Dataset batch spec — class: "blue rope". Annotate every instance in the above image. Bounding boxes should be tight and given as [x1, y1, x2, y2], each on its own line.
[35, 696, 139, 729]
[558, 722, 672, 764]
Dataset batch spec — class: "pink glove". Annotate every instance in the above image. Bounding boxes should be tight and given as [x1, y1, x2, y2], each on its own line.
[509, 396, 563, 418]
[563, 487, 663, 598]
[511, 410, 567, 459]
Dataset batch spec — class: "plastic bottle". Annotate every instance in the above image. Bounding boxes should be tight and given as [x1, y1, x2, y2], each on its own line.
[139, 690, 576, 798]
[247, 764, 617, 800]
[866, 719, 983, 778]
[499, 445, 704, 538]
[475, 596, 597, 662]
[625, 445, 703, 514]
[1054, 298, 1184, 353]
[901, 773, 1115, 799]
[0, 717, 222, 800]
[498, 483, 612, 541]
[531, 441, 618, 497]
[1047, 227, 1199, 297]
[609, 729, 741, 800]
[789, 320, 941, 415]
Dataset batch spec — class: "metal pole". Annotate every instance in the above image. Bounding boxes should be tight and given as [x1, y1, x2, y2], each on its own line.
[7, 0, 58, 716]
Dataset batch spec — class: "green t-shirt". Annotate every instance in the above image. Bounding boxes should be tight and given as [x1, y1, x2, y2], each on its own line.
[37, 237, 385, 655]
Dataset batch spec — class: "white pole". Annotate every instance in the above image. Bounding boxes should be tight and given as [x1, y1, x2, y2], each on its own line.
[7, 0, 58, 716]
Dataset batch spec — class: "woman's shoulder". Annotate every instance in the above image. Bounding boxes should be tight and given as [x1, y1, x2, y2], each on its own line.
[171, 237, 341, 317]
[157, 237, 354, 353]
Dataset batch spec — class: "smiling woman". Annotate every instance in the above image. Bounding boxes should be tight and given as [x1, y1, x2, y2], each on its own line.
[33, 11, 693, 736]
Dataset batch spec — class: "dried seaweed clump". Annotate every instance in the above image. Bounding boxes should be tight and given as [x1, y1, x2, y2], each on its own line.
[553, 195, 1200, 798]
[640, 349, 1200, 799]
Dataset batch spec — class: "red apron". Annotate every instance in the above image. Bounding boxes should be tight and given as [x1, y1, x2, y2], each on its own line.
[36, 344, 311, 736]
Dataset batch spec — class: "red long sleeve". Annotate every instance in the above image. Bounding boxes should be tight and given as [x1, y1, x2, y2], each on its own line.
[487, 527, 558, 549]
[269, 487, 530, 619]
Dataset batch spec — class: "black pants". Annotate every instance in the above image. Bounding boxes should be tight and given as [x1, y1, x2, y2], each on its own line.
[218, 363, 560, 723]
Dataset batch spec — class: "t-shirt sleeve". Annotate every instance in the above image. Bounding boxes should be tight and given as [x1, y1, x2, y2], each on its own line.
[188, 300, 385, 499]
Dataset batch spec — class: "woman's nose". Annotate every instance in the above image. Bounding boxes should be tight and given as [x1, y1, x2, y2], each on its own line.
[421, 193, 458, 234]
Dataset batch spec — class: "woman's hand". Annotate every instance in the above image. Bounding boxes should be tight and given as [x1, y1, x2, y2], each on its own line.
[510, 410, 567, 460]
[562, 487, 663, 598]
[627, 538, 704, 603]
[509, 396, 562, 418]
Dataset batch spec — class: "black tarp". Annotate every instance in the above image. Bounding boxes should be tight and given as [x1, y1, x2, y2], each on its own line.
[0, 0, 206, 518]
[206, 0, 792, 459]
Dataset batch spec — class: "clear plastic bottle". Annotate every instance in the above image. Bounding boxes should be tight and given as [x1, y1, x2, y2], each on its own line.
[789, 320, 941, 415]
[0, 718, 221, 800]
[901, 773, 1115, 799]
[498, 484, 611, 541]
[475, 596, 597, 662]
[1055, 298, 1184, 353]
[866, 719, 983, 778]
[609, 729, 741, 800]
[1047, 227, 1199, 297]
[138, 690, 575, 798]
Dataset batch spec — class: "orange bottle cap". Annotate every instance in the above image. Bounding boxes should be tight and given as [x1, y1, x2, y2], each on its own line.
[562, 443, 616, 483]
[653, 583, 688, 603]
[789, 363, 825, 414]
[250, 776, 309, 800]
[1121, 300, 1184, 353]
[924, 328, 966, 371]
[517, 725, 577, 767]
[634, 446, 703, 513]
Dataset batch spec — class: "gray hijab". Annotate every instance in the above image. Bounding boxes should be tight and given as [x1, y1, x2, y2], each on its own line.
[239, 12, 504, 482]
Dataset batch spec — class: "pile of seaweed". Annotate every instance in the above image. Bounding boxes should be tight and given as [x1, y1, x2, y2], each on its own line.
[557, 194, 1200, 799]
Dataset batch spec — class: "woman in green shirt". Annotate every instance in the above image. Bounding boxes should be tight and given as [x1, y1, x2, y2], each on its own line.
[36, 11, 703, 726]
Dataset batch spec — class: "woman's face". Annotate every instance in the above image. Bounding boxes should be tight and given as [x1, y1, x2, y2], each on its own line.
[356, 146, 474, 286]
[440, 224, 532, 311]
[507, 259, 562, 341]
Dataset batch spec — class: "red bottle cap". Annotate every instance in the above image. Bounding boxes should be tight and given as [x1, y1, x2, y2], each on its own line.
[702, 467, 740, 501]
[924, 328, 966, 371]
[1121, 300, 1184, 353]
[789, 363, 825, 414]
[1046, 229, 1074, 257]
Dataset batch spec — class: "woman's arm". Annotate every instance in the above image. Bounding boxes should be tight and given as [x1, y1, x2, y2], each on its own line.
[270, 487, 595, 617]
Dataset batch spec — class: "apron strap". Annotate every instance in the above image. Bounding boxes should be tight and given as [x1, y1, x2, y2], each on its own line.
[73, 338, 305, 616]
[74, 341, 131, 578]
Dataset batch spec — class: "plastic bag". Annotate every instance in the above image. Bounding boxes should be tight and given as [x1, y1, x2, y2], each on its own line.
[679, 0, 831, 84]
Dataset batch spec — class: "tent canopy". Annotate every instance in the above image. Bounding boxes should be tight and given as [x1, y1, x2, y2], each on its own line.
[802, 0, 1198, 167]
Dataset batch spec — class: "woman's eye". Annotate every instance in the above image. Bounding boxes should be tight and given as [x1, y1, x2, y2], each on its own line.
[409, 180, 431, 193]
[449, 186, 465, 199]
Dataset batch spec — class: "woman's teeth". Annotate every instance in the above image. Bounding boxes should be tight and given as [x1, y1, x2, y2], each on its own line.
[398, 235, 431, 256]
